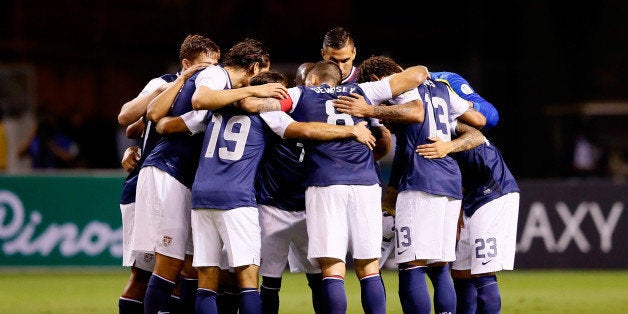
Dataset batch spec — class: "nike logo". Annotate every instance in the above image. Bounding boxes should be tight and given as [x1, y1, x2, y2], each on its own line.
[397, 249, 408, 255]
[481, 260, 492, 265]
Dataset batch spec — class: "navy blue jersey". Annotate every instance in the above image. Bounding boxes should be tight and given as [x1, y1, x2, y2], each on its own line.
[142, 72, 204, 189]
[119, 73, 177, 204]
[341, 65, 358, 84]
[290, 83, 379, 187]
[192, 106, 270, 210]
[255, 135, 306, 211]
[394, 79, 463, 199]
[453, 139, 519, 216]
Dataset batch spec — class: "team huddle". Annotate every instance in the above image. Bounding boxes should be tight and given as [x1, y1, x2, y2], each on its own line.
[116, 27, 520, 314]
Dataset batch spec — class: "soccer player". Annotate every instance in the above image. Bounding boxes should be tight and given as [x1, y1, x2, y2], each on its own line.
[321, 26, 359, 84]
[351, 55, 485, 314]
[240, 60, 430, 314]
[116, 34, 219, 314]
[417, 128, 519, 314]
[187, 38, 286, 314]
[129, 34, 220, 314]
[249, 70, 376, 314]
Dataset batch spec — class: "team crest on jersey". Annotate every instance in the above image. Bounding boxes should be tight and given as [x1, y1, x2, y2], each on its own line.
[162, 235, 173, 247]
[144, 253, 154, 263]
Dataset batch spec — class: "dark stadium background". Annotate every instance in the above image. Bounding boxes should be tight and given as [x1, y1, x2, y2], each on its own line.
[1, 1, 627, 178]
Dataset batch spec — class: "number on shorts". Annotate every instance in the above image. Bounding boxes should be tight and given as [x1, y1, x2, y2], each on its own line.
[396, 226, 412, 248]
[475, 237, 497, 258]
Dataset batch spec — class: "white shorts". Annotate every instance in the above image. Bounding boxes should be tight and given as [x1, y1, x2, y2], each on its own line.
[132, 167, 193, 260]
[121, 202, 156, 271]
[121, 202, 136, 267]
[191, 206, 261, 268]
[379, 212, 396, 268]
[259, 204, 319, 277]
[394, 190, 461, 264]
[305, 184, 382, 264]
[453, 192, 520, 274]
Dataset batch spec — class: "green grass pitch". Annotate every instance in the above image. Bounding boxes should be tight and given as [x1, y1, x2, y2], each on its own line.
[0, 268, 626, 313]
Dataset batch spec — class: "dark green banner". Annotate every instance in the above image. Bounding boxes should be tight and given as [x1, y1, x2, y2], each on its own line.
[0, 173, 125, 266]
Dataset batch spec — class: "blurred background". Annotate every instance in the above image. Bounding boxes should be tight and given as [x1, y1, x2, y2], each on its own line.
[1, 0, 627, 177]
[0, 1, 626, 269]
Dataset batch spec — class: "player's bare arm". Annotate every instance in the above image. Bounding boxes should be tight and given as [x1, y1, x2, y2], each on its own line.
[333, 93, 424, 124]
[155, 116, 190, 135]
[415, 121, 484, 159]
[458, 103, 487, 130]
[388, 65, 430, 97]
[238, 96, 282, 113]
[284, 121, 376, 150]
[118, 82, 172, 126]
[372, 125, 392, 161]
[125, 118, 145, 139]
[192, 83, 288, 111]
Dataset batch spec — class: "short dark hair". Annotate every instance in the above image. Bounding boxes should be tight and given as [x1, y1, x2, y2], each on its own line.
[357, 55, 402, 83]
[222, 38, 271, 72]
[308, 61, 342, 85]
[179, 34, 220, 62]
[250, 71, 288, 87]
[323, 27, 354, 50]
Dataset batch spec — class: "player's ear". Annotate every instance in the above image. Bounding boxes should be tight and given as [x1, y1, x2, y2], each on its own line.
[181, 58, 192, 70]
[369, 74, 380, 82]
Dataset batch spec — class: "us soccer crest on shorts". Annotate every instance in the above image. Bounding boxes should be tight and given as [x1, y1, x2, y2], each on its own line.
[162, 235, 173, 247]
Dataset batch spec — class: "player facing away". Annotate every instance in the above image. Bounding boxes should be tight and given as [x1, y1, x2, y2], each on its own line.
[116, 34, 219, 314]
[334, 56, 487, 314]
[354, 55, 483, 314]
[247, 70, 378, 314]
[187, 38, 287, 314]
[241, 60, 430, 314]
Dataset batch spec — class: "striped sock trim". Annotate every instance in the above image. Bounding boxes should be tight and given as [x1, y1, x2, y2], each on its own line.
[399, 265, 426, 271]
[241, 288, 259, 294]
[360, 273, 381, 280]
[197, 288, 216, 294]
[323, 275, 344, 281]
[260, 284, 281, 291]
[119, 297, 143, 304]
[153, 274, 175, 285]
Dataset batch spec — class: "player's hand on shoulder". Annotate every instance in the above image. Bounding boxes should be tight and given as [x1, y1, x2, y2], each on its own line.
[352, 121, 376, 150]
[416, 136, 453, 159]
[333, 93, 372, 118]
[251, 83, 289, 99]
[180, 63, 212, 80]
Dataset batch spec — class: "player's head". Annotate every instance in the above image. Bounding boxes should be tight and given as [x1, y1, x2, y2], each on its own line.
[305, 61, 342, 87]
[321, 26, 356, 80]
[357, 55, 403, 83]
[250, 71, 288, 87]
[294, 62, 316, 86]
[179, 34, 221, 69]
[222, 38, 271, 76]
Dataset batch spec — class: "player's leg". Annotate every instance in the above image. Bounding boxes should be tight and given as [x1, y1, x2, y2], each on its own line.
[305, 185, 350, 314]
[471, 192, 520, 314]
[132, 167, 188, 314]
[288, 220, 323, 314]
[191, 208, 223, 314]
[351, 184, 386, 314]
[395, 190, 451, 314]
[179, 253, 198, 314]
[258, 204, 292, 314]
[452, 211, 477, 314]
[425, 197, 460, 314]
[220, 206, 262, 314]
[119, 202, 152, 313]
